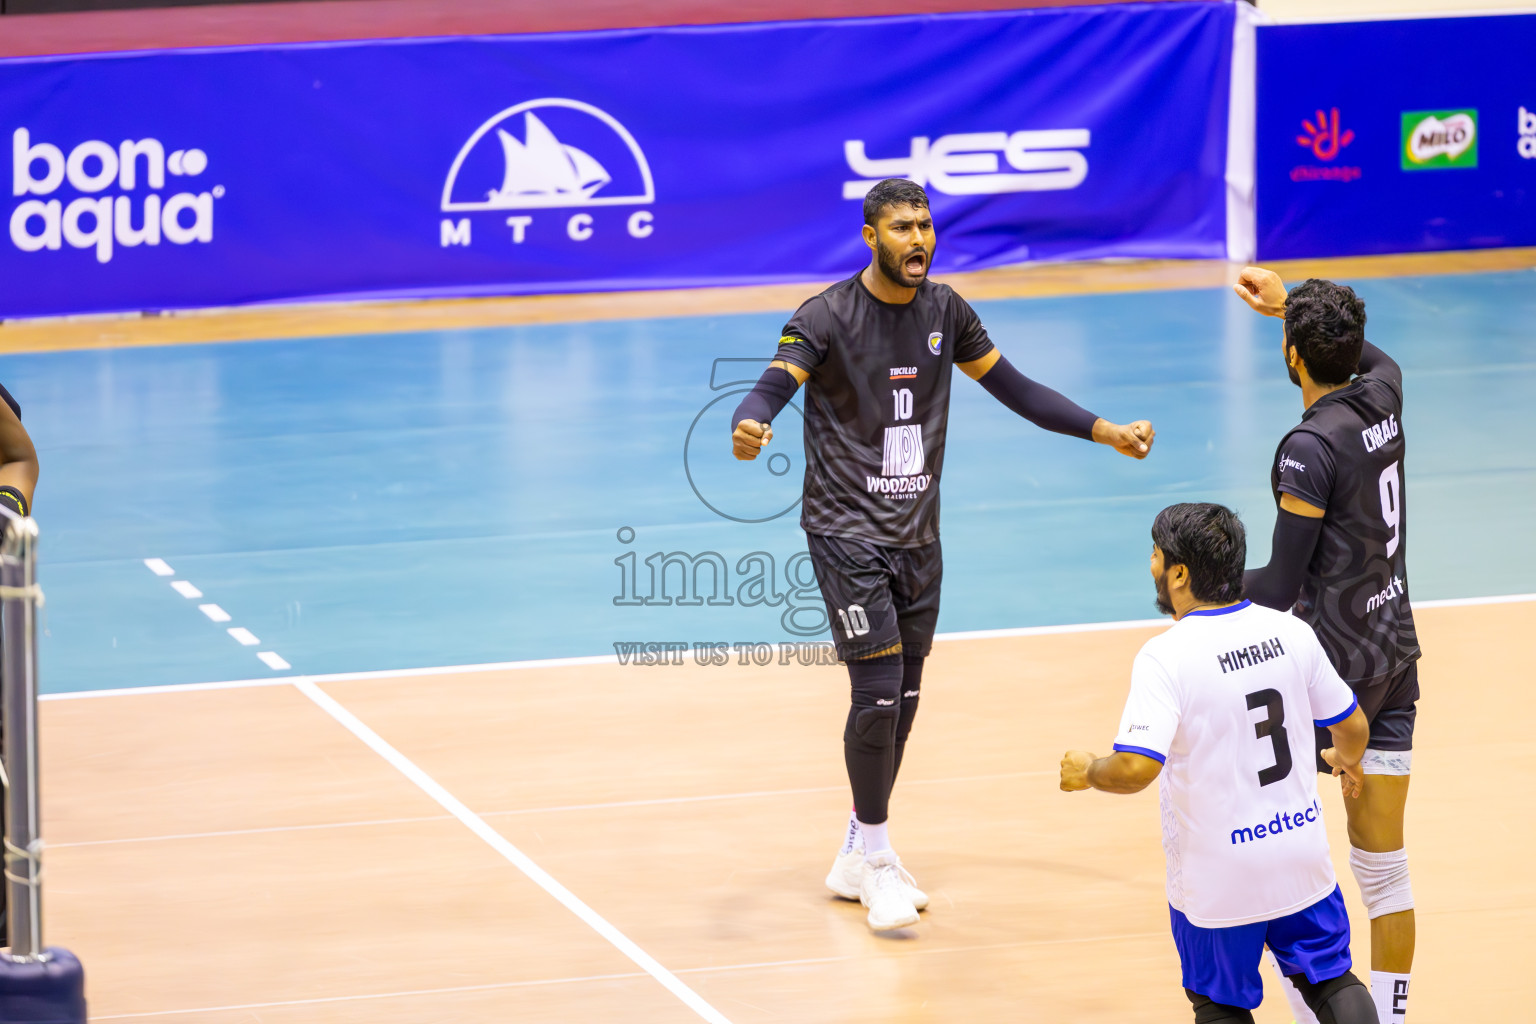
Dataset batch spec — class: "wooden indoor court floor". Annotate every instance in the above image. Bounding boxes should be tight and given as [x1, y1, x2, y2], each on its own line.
[40, 599, 1532, 1022]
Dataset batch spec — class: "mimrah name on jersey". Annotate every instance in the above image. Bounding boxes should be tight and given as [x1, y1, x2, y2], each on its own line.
[1216, 636, 1287, 675]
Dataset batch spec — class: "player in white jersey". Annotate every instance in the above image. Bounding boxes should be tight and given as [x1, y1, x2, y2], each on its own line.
[1060, 503, 1378, 1023]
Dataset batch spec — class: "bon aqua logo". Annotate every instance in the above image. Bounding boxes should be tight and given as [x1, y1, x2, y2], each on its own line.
[9, 128, 221, 263]
[1402, 109, 1477, 170]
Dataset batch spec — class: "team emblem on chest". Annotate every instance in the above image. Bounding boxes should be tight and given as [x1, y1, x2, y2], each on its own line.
[927, 332, 942, 356]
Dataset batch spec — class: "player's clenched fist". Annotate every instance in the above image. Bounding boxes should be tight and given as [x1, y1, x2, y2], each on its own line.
[1059, 750, 1094, 792]
[1233, 266, 1288, 318]
[732, 419, 773, 460]
[1092, 419, 1156, 459]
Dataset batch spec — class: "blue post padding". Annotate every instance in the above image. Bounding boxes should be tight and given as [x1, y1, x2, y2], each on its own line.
[0, 948, 86, 1024]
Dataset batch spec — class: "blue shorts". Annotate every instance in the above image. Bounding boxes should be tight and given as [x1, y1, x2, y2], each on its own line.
[1170, 886, 1352, 1010]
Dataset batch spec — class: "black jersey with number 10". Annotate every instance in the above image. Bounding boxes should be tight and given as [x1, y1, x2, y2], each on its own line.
[1270, 349, 1420, 685]
[773, 274, 996, 548]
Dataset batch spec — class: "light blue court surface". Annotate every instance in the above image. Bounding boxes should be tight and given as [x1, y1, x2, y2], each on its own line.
[9, 269, 1535, 693]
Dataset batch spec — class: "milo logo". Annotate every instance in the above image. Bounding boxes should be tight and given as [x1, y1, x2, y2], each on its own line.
[1401, 110, 1477, 170]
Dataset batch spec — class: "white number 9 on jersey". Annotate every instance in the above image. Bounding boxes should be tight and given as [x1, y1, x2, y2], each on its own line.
[1378, 460, 1401, 557]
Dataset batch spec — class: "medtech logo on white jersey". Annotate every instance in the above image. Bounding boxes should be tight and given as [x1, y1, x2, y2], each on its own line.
[1112, 601, 1358, 928]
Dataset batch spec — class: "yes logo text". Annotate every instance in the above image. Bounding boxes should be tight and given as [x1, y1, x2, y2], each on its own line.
[843, 130, 1090, 198]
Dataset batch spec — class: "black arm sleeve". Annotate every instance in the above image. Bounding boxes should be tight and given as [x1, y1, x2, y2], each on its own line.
[1355, 340, 1401, 389]
[975, 354, 1098, 440]
[1243, 509, 1325, 612]
[731, 366, 799, 430]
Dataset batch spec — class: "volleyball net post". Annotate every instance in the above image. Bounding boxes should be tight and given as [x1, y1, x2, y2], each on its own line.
[3, 514, 43, 960]
[0, 512, 87, 1023]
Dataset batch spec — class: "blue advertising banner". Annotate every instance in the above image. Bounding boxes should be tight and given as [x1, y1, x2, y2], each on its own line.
[1, 3, 1233, 319]
[1256, 13, 1536, 259]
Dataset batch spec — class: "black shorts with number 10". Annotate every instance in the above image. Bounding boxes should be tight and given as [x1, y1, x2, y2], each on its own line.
[806, 533, 942, 662]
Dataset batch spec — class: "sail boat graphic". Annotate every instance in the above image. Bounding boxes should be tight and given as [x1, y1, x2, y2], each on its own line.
[441, 98, 655, 213]
[491, 112, 611, 202]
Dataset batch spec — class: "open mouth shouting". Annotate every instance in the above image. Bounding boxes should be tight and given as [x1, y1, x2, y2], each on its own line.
[902, 249, 928, 278]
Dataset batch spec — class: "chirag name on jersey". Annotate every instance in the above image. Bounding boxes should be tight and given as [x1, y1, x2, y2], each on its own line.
[1112, 600, 1358, 928]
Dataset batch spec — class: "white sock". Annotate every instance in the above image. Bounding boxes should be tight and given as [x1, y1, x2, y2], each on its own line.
[1264, 949, 1319, 1024]
[1371, 971, 1410, 1023]
[839, 810, 861, 855]
[858, 819, 891, 856]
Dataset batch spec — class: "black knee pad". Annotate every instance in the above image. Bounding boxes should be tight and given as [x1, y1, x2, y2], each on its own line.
[847, 653, 902, 704]
[1289, 971, 1375, 1024]
[844, 653, 903, 752]
[1184, 990, 1255, 1024]
[896, 654, 924, 742]
[844, 704, 899, 752]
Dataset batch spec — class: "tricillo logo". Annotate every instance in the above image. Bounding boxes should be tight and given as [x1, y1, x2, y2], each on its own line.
[10, 128, 220, 263]
[1401, 110, 1477, 170]
[439, 98, 655, 249]
[1289, 108, 1361, 183]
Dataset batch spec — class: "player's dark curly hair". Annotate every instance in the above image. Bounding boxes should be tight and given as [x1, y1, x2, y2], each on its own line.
[1284, 279, 1366, 386]
[1151, 503, 1246, 605]
[863, 178, 929, 226]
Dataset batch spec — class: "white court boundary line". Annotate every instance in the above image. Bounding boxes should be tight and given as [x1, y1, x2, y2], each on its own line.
[291, 679, 733, 1024]
[42, 592, 1536, 703]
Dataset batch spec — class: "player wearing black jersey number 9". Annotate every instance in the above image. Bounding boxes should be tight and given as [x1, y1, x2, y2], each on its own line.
[730, 178, 1154, 933]
[1235, 267, 1419, 1024]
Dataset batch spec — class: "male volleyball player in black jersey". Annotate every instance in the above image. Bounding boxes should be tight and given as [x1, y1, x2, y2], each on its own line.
[1236, 268, 1418, 1024]
[729, 178, 1155, 931]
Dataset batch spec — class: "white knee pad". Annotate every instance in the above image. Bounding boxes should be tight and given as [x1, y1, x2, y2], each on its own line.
[1349, 846, 1414, 918]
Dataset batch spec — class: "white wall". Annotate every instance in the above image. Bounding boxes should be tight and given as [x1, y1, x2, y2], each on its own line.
[1258, 0, 1534, 23]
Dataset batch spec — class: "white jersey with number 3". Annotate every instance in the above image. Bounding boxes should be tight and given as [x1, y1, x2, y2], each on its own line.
[1112, 600, 1358, 928]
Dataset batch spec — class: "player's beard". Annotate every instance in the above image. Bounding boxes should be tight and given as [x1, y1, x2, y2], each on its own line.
[875, 237, 931, 289]
[1286, 359, 1302, 387]
[1154, 569, 1176, 616]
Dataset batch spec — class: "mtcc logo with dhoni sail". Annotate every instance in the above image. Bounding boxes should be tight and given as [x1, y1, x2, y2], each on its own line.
[439, 99, 655, 247]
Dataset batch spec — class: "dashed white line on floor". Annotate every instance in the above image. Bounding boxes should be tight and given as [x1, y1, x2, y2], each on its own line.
[146, 558, 293, 673]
